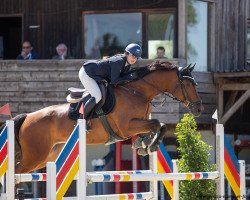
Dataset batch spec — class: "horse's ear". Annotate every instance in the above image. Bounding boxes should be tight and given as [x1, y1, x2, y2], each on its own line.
[180, 64, 191, 73]
[189, 63, 196, 72]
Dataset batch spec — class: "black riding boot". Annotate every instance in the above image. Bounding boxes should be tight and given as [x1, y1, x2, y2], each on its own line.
[84, 96, 96, 119]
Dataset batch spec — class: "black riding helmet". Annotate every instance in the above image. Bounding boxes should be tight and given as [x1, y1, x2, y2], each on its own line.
[125, 43, 142, 59]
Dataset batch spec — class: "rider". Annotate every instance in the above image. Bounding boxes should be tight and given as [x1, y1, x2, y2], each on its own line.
[79, 43, 142, 118]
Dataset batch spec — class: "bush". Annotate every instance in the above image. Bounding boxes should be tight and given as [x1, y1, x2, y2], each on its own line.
[175, 114, 216, 200]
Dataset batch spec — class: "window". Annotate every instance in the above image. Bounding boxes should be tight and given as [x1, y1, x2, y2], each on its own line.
[84, 13, 142, 59]
[147, 13, 175, 59]
[83, 10, 177, 59]
[187, 0, 208, 71]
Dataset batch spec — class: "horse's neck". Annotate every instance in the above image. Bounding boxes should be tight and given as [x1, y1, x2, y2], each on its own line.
[128, 69, 177, 101]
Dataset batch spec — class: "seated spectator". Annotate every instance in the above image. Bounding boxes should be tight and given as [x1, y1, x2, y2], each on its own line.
[52, 43, 73, 60]
[156, 46, 167, 59]
[16, 41, 40, 60]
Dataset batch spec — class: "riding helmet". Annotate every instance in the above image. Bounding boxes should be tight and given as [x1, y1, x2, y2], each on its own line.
[125, 43, 142, 59]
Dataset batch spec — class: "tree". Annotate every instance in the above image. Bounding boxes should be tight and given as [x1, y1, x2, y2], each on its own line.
[175, 114, 216, 200]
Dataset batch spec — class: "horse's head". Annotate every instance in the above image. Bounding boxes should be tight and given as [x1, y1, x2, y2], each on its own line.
[171, 64, 203, 117]
[136, 60, 203, 117]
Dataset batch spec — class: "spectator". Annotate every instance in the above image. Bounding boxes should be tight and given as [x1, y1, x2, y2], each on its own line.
[16, 41, 40, 60]
[156, 46, 167, 59]
[52, 43, 73, 60]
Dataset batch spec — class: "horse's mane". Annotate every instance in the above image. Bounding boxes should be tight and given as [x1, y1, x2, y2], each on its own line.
[147, 60, 177, 71]
[134, 60, 178, 79]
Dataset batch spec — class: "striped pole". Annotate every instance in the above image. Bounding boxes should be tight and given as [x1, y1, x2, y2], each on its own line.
[86, 171, 220, 183]
[86, 192, 153, 200]
[15, 170, 153, 184]
[56, 124, 80, 200]
[157, 143, 174, 199]
[15, 173, 47, 183]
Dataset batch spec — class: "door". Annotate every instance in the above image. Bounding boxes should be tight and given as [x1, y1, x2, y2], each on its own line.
[0, 17, 22, 59]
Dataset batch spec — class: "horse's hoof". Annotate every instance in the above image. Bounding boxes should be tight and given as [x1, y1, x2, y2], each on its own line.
[137, 148, 148, 156]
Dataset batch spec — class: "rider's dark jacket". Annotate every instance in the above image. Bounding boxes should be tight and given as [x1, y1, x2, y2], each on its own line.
[83, 55, 131, 84]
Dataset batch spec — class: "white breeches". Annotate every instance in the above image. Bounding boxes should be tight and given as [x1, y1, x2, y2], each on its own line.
[79, 67, 102, 103]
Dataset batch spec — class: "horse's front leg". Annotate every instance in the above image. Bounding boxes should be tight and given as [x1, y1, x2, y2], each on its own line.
[138, 124, 167, 156]
[127, 119, 161, 154]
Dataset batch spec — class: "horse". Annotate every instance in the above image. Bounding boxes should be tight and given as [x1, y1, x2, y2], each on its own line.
[7, 60, 203, 173]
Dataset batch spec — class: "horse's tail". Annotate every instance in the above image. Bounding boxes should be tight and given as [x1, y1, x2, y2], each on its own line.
[0, 114, 27, 169]
[0, 122, 5, 133]
[0, 113, 27, 138]
[12, 113, 27, 141]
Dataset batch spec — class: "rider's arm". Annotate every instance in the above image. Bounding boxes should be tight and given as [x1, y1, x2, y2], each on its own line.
[111, 72, 138, 85]
[109, 56, 138, 85]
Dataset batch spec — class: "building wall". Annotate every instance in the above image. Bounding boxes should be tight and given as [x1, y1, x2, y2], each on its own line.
[214, 0, 249, 71]
[0, 59, 215, 124]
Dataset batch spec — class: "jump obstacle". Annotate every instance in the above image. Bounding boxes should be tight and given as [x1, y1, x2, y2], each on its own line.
[0, 119, 246, 200]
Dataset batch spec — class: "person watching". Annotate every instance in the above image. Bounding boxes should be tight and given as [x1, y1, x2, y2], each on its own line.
[52, 43, 73, 60]
[156, 46, 167, 59]
[16, 41, 40, 60]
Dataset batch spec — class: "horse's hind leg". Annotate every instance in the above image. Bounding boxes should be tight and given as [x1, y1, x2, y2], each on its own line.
[35, 143, 65, 170]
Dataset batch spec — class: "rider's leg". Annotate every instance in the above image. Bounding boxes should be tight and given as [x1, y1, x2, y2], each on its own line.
[79, 67, 102, 118]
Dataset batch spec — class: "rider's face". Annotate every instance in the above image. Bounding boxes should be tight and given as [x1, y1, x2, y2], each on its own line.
[127, 54, 137, 65]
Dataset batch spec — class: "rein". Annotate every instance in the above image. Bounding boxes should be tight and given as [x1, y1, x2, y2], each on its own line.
[118, 85, 149, 102]
[118, 76, 201, 109]
[140, 78, 184, 107]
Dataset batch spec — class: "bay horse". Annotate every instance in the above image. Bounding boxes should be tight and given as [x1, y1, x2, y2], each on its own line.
[9, 61, 203, 173]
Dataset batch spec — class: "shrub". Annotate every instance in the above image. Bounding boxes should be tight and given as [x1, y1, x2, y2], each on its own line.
[175, 114, 216, 200]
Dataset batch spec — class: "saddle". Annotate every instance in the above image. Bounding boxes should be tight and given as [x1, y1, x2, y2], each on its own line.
[67, 83, 115, 120]
[67, 83, 123, 145]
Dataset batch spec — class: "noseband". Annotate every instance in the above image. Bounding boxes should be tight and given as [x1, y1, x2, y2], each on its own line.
[175, 79, 202, 110]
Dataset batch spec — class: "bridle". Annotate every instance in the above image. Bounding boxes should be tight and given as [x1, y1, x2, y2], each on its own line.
[119, 72, 202, 110]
